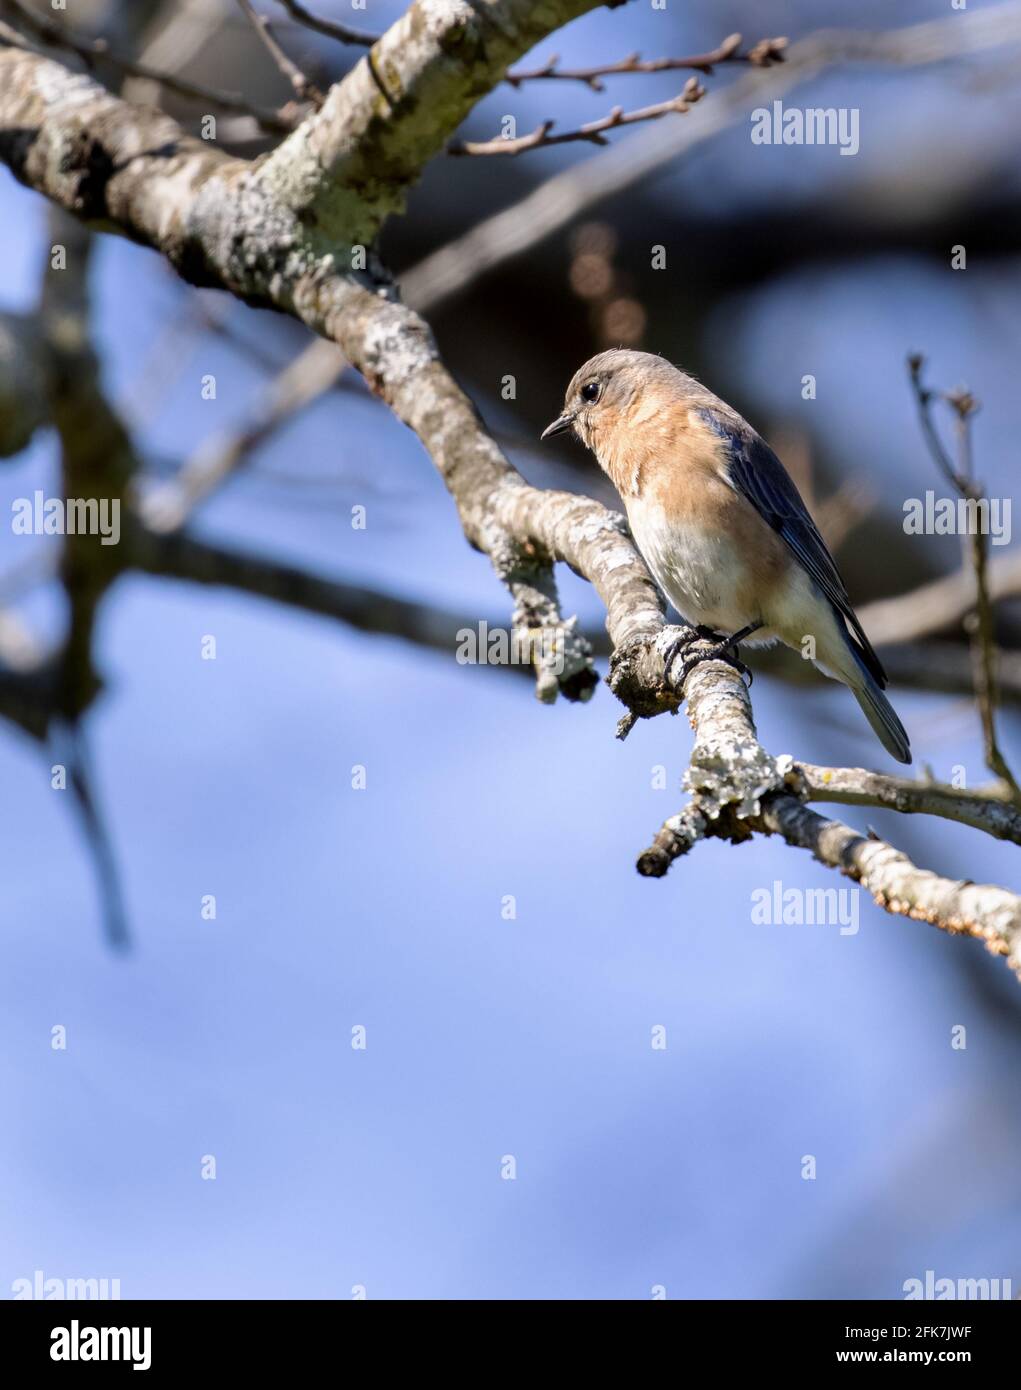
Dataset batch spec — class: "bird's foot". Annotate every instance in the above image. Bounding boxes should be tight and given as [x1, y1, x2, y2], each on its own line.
[659, 626, 699, 692]
[663, 627, 753, 692]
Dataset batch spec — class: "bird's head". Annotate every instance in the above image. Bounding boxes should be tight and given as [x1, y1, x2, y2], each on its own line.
[540, 349, 683, 454]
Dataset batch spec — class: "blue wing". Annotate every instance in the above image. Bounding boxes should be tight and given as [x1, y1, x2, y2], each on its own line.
[695, 406, 887, 687]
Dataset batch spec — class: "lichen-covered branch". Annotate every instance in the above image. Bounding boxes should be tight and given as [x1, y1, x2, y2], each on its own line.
[0, 1, 617, 699]
[0, 21, 243, 284]
[253, 0, 607, 243]
[790, 763, 1021, 845]
[634, 657, 1021, 980]
[2, 0, 1020, 977]
[0, 0, 296, 133]
[755, 798, 1021, 977]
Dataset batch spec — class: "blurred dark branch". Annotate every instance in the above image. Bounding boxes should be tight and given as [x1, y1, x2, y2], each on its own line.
[60, 720, 131, 951]
[0, 309, 46, 454]
[858, 550, 1021, 647]
[138, 338, 349, 532]
[505, 32, 786, 89]
[138, 531, 477, 654]
[0, 660, 59, 740]
[0, 575, 58, 738]
[1, 206, 137, 945]
[272, 0, 377, 47]
[41, 211, 135, 719]
[870, 642, 1021, 705]
[908, 355, 1020, 803]
[0, 0, 297, 132]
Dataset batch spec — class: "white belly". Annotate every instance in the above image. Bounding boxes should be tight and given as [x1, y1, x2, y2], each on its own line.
[626, 497, 754, 633]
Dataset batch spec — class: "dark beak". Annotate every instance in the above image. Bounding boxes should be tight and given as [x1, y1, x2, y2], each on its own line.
[540, 412, 575, 441]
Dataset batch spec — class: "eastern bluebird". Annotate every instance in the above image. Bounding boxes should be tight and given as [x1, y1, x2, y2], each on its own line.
[541, 349, 911, 764]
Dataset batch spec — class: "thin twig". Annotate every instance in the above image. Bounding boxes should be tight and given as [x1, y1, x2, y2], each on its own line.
[505, 32, 787, 90]
[907, 352, 962, 490]
[273, 0, 378, 48]
[235, 0, 325, 106]
[449, 78, 706, 156]
[907, 354, 1020, 801]
[790, 761, 1021, 844]
[0, 0, 296, 133]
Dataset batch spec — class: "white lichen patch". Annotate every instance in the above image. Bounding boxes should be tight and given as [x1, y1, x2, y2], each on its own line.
[32, 63, 99, 114]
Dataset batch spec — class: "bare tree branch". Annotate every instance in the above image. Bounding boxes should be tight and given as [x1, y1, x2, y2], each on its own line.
[908, 354, 1020, 801]
[138, 339, 349, 532]
[272, 0, 377, 48]
[0, 308, 46, 455]
[504, 32, 786, 89]
[452, 30, 787, 156]
[631, 654, 1021, 980]
[0, 0, 609, 702]
[41, 210, 136, 718]
[251, 0, 605, 244]
[790, 762, 1021, 845]
[0, 0, 297, 133]
[449, 78, 707, 156]
[137, 530, 483, 656]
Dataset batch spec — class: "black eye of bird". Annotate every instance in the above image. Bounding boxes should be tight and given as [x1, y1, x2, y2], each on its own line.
[581, 381, 600, 403]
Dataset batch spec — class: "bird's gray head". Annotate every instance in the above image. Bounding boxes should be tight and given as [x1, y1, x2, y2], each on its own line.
[540, 350, 693, 452]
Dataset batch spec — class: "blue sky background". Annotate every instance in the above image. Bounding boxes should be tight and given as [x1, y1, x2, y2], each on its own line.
[1, 0, 1019, 1299]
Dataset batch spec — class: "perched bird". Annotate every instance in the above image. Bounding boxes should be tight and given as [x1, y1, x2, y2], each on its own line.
[541, 349, 910, 764]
